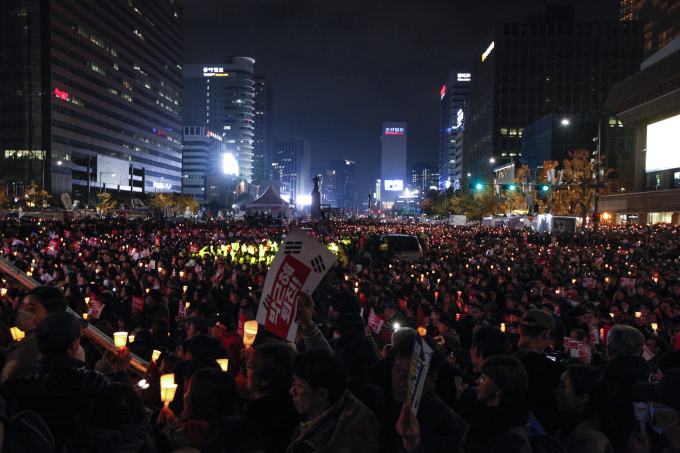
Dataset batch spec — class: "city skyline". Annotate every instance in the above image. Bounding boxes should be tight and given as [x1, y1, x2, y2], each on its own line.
[183, 0, 622, 198]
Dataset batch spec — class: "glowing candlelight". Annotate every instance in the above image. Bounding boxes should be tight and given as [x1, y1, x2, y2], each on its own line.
[243, 320, 258, 346]
[113, 332, 127, 349]
[10, 327, 25, 341]
[160, 384, 178, 408]
[217, 359, 229, 372]
[152, 350, 161, 362]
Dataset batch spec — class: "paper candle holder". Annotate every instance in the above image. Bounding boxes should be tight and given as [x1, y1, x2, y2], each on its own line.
[243, 320, 258, 346]
[128, 335, 135, 343]
[152, 350, 162, 362]
[217, 359, 229, 372]
[160, 373, 175, 387]
[10, 327, 25, 341]
[161, 384, 178, 408]
[113, 332, 128, 349]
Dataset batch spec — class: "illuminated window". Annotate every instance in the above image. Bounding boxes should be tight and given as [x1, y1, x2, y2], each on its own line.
[501, 128, 508, 135]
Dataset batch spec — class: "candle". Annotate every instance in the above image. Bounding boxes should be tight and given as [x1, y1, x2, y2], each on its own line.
[83, 313, 88, 320]
[635, 312, 641, 318]
[145, 288, 150, 294]
[354, 287, 358, 294]
[183, 286, 188, 292]
[160, 384, 178, 408]
[152, 350, 161, 362]
[179, 271, 185, 278]
[217, 359, 229, 372]
[128, 335, 135, 343]
[160, 373, 175, 387]
[501, 323, 506, 332]
[417, 327, 427, 336]
[113, 332, 128, 349]
[652, 323, 658, 332]
[85, 297, 90, 305]
[10, 327, 25, 341]
[0, 288, 6, 297]
[243, 320, 258, 346]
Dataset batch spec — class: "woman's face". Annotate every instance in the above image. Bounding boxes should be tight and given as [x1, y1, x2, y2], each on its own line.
[622, 302, 630, 312]
[476, 373, 500, 406]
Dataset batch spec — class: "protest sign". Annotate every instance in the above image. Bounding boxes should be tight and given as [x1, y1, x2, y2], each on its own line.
[621, 278, 636, 291]
[132, 296, 145, 312]
[408, 332, 434, 416]
[256, 228, 336, 343]
[178, 302, 186, 319]
[368, 308, 385, 334]
[88, 298, 105, 319]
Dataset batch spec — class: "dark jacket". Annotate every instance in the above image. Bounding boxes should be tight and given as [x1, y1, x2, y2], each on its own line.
[514, 347, 566, 436]
[286, 390, 379, 453]
[0, 355, 128, 451]
[466, 399, 531, 453]
[69, 423, 151, 453]
[243, 393, 299, 453]
[602, 355, 651, 453]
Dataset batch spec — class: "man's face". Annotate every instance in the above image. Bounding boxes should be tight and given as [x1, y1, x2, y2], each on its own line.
[610, 306, 621, 320]
[555, 371, 580, 412]
[392, 357, 411, 403]
[186, 323, 198, 339]
[584, 312, 599, 327]
[290, 375, 324, 417]
[470, 307, 483, 321]
[18, 295, 48, 332]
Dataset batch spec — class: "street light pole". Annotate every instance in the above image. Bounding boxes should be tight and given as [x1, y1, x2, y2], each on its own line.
[593, 119, 602, 232]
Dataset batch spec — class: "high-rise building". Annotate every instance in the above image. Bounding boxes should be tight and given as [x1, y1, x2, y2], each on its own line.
[181, 126, 231, 202]
[439, 66, 471, 190]
[330, 160, 355, 210]
[0, 0, 184, 203]
[467, 7, 645, 181]
[273, 137, 311, 203]
[381, 122, 407, 202]
[320, 170, 338, 206]
[183, 57, 256, 182]
[621, 0, 680, 59]
[411, 162, 439, 196]
[252, 76, 274, 184]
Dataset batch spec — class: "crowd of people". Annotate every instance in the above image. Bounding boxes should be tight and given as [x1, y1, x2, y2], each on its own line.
[0, 215, 680, 453]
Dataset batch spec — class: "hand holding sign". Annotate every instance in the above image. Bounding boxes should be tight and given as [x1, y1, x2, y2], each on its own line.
[396, 403, 421, 453]
[297, 292, 315, 330]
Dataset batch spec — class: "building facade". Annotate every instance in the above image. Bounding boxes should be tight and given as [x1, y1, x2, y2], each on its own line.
[621, 0, 680, 59]
[252, 76, 273, 184]
[329, 160, 355, 210]
[411, 162, 438, 196]
[181, 126, 230, 202]
[438, 66, 471, 190]
[0, 0, 184, 204]
[467, 8, 645, 182]
[183, 57, 256, 182]
[380, 122, 407, 202]
[273, 137, 310, 204]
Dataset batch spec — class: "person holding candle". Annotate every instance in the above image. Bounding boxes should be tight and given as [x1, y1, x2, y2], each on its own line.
[208, 313, 243, 374]
[0, 311, 131, 452]
[1, 286, 67, 383]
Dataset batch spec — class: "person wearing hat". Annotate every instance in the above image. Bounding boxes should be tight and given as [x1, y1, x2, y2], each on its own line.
[209, 313, 243, 374]
[0, 311, 131, 451]
[513, 309, 566, 436]
[629, 368, 680, 452]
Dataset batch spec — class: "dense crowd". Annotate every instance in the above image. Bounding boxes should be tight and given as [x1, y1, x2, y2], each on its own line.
[1, 216, 680, 453]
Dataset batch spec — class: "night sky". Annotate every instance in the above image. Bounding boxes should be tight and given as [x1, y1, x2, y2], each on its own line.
[184, 0, 620, 198]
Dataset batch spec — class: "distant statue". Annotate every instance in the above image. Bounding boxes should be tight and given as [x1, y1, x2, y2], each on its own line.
[312, 175, 321, 193]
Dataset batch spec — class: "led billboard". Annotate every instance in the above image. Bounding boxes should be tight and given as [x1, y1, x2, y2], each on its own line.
[646, 114, 680, 172]
[223, 153, 239, 176]
[384, 180, 403, 191]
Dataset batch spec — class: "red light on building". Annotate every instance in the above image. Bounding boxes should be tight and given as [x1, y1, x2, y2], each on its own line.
[54, 88, 69, 100]
[440, 85, 446, 99]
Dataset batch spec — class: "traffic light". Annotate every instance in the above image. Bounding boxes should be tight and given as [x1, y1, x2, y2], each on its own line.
[508, 185, 516, 191]
[468, 183, 484, 190]
[592, 212, 600, 223]
[542, 185, 549, 192]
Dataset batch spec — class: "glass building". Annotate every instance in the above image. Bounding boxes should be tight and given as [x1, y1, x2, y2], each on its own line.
[0, 0, 184, 204]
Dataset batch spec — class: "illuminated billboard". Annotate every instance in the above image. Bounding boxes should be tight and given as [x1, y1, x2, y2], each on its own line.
[384, 180, 403, 191]
[646, 114, 680, 173]
[223, 153, 239, 176]
[384, 127, 405, 135]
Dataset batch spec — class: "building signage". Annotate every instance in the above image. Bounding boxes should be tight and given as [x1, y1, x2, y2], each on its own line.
[384, 127, 405, 135]
[440, 85, 446, 99]
[384, 180, 404, 191]
[457, 73, 471, 82]
[482, 42, 495, 61]
[207, 130, 223, 141]
[54, 88, 69, 100]
[203, 67, 229, 77]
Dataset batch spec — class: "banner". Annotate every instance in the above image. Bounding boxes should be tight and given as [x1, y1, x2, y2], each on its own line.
[368, 308, 385, 334]
[132, 296, 145, 312]
[88, 238, 99, 247]
[256, 228, 336, 343]
[88, 299, 105, 318]
[179, 302, 186, 319]
[189, 244, 199, 253]
[621, 278, 636, 291]
[582, 278, 596, 289]
[407, 332, 434, 416]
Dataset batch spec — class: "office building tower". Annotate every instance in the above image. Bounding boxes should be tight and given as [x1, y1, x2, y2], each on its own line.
[467, 6, 644, 181]
[0, 0, 183, 203]
[273, 137, 310, 203]
[621, 0, 680, 59]
[381, 122, 407, 202]
[411, 162, 439, 196]
[181, 126, 231, 202]
[439, 66, 471, 190]
[320, 170, 338, 206]
[330, 160, 355, 210]
[253, 76, 274, 184]
[183, 57, 255, 182]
